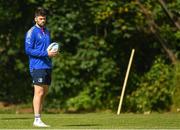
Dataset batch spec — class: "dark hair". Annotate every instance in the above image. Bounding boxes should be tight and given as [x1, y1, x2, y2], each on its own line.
[35, 7, 47, 17]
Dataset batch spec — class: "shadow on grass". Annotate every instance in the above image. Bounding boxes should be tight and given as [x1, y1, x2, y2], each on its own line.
[1, 117, 31, 120]
[63, 124, 101, 127]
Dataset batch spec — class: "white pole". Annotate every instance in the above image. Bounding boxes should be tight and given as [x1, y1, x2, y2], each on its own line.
[117, 49, 135, 115]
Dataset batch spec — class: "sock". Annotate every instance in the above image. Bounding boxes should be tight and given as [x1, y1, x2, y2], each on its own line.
[34, 114, 41, 122]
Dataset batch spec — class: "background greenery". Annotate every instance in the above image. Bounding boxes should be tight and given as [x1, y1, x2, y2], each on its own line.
[0, 0, 179, 113]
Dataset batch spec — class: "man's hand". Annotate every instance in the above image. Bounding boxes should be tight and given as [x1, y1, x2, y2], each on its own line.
[48, 50, 58, 58]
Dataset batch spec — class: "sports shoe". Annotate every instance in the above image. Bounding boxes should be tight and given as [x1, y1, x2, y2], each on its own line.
[33, 120, 50, 127]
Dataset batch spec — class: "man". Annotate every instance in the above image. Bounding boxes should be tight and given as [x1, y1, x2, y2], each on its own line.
[25, 7, 58, 127]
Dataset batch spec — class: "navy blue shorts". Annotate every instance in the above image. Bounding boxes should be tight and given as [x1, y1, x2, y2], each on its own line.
[30, 69, 52, 86]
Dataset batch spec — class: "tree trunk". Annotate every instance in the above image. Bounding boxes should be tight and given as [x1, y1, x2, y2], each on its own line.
[136, 0, 177, 64]
[158, 0, 180, 30]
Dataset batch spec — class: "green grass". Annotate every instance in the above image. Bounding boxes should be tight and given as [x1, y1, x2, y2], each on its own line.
[0, 113, 180, 129]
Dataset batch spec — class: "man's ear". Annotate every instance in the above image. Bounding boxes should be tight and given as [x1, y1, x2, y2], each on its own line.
[34, 17, 37, 22]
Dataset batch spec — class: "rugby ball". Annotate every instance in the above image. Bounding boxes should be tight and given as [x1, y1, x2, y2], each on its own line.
[47, 42, 59, 52]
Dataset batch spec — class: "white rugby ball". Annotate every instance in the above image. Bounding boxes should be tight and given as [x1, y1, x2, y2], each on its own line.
[47, 42, 59, 52]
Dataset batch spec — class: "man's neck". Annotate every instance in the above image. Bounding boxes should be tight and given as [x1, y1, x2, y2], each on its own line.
[35, 24, 44, 29]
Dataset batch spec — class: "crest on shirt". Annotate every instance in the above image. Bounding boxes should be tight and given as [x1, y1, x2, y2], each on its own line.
[38, 78, 43, 83]
[38, 33, 42, 39]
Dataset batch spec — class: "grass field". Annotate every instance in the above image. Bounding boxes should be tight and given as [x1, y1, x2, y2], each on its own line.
[0, 112, 180, 129]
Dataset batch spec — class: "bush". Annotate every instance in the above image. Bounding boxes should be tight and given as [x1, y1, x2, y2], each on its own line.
[66, 89, 94, 111]
[47, 36, 118, 111]
[126, 57, 174, 113]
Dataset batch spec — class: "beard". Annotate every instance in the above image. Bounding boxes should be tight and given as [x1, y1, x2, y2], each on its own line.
[37, 21, 46, 27]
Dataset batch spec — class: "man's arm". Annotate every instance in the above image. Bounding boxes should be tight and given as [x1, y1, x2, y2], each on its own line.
[25, 29, 48, 57]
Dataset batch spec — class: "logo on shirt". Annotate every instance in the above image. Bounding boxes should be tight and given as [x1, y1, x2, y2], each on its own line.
[38, 78, 43, 83]
[38, 33, 42, 39]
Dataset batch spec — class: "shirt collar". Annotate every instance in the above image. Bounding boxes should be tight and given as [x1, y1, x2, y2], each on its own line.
[35, 24, 45, 33]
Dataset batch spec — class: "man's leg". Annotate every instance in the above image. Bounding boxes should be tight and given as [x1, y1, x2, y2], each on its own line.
[33, 85, 48, 115]
[40, 85, 48, 112]
[33, 85, 49, 127]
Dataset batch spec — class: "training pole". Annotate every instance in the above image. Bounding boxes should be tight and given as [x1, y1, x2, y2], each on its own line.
[117, 49, 135, 115]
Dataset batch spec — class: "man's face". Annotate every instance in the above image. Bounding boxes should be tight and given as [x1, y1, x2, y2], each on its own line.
[35, 16, 46, 27]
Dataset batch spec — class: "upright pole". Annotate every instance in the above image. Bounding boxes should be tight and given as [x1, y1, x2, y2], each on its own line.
[117, 49, 135, 115]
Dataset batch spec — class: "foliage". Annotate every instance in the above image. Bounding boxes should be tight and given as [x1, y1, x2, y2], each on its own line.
[126, 57, 174, 112]
[44, 0, 179, 112]
[48, 36, 118, 111]
[0, 0, 35, 103]
[0, 0, 179, 112]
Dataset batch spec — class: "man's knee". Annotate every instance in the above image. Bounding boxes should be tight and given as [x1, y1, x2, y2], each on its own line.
[36, 90, 45, 97]
[34, 85, 48, 97]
